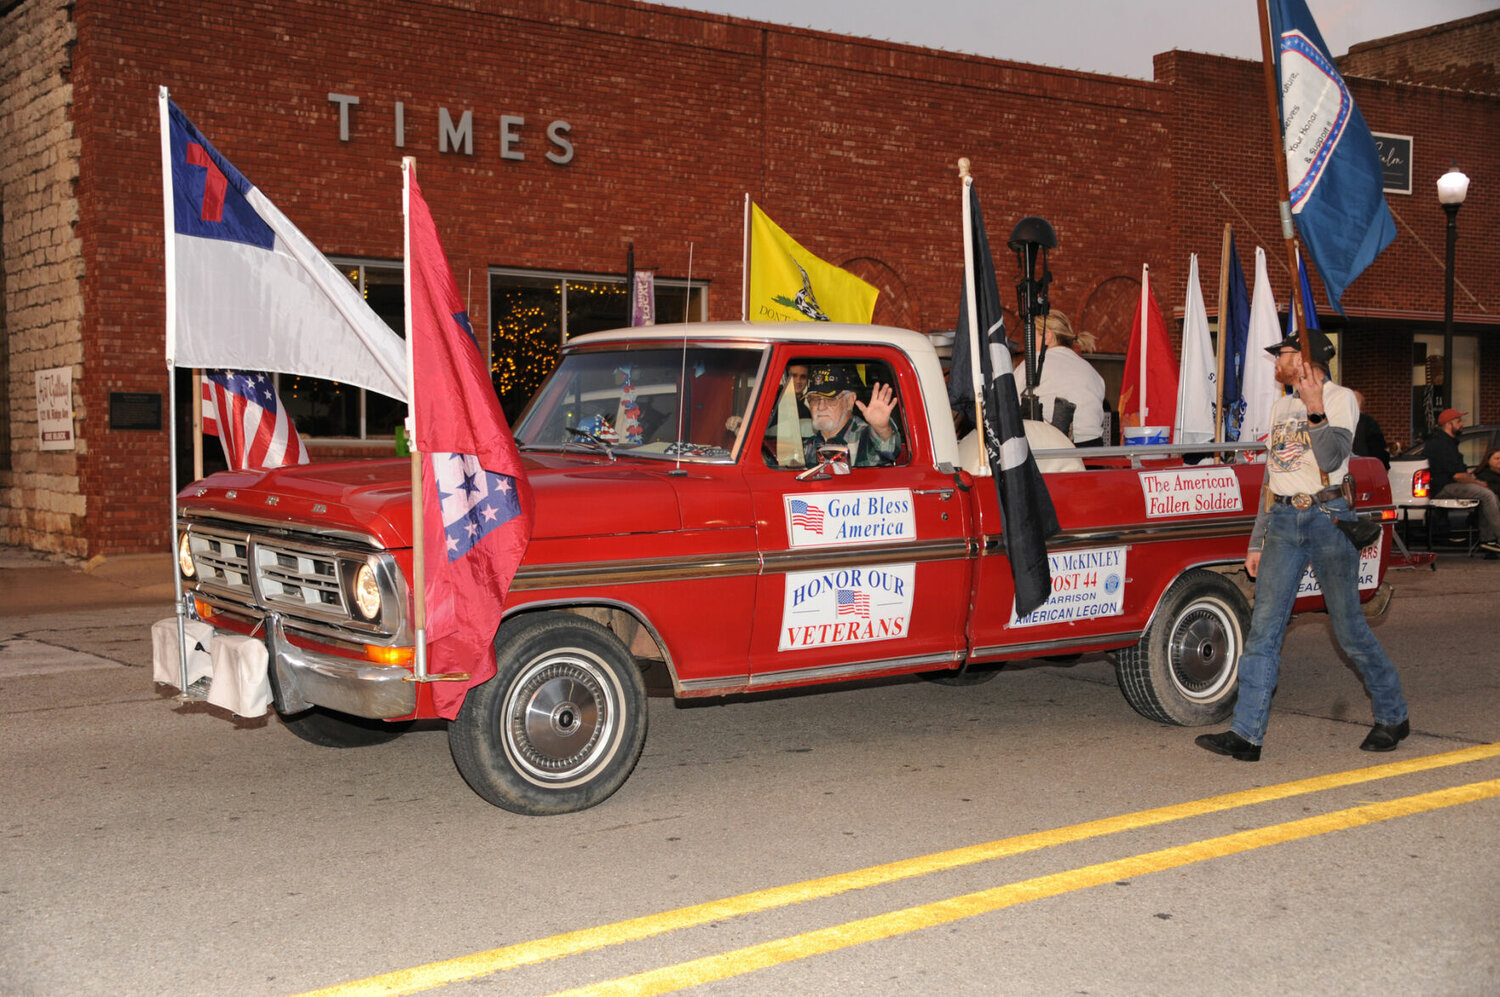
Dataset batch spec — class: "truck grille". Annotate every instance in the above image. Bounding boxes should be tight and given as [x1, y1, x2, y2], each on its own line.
[179, 521, 405, 645]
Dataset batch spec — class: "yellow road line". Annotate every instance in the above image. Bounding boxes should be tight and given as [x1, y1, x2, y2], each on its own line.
[555, 778, 1500, 997]
[300, 743, 1500, 997]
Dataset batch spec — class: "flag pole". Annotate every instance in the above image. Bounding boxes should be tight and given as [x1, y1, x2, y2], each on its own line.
[192, 370, 204, 480]
[1138, 263, 1150, 426]
[159, 85, 193, 696]
[741, 193, 750, 322]
[958, 158, 987, 476]
[1256, 0, 1309, 362]
[1214, 223, 1232, 444]
[402, 157, 429, 683]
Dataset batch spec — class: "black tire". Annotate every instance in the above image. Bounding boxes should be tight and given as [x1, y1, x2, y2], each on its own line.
[1113, 569, 1248, 726]
[277, 706, 415, 747]
[449, 612, 648, 815]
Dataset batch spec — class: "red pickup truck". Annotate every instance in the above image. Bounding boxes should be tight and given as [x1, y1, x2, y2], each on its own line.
[174, 322, 1395, 813]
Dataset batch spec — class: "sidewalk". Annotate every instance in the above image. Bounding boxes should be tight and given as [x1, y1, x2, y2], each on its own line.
[0, 547, 178, 616]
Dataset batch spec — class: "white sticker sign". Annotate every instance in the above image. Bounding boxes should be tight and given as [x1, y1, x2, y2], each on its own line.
[784, 489, 916, 548]
[1138, 467, 1244, 518]
[780, 563, 915, 650]
[1011, 546, 1128, 627]
[1297, 532, 1382, 596]
[36, 366, 75, 452]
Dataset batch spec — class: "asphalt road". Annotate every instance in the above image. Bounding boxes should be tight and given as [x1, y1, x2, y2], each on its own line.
[2, 554, 1497, 995]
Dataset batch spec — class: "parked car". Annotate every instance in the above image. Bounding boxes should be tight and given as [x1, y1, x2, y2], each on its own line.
[1388, 423, 1500, 525]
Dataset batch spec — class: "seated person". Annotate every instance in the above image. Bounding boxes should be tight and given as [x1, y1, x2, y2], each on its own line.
[802, 365, 902, 467]
[1014, 310, 1106, 446]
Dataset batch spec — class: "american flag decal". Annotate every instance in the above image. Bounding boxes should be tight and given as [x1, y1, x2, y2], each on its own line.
[836, 589, 870, 617]
[789, 499, 824, 533]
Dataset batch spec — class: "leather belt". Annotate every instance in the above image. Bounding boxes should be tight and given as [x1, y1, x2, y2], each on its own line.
[1273, 483, 1345, 509]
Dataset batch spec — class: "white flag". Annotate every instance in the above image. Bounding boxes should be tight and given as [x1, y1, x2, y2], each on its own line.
[160, 89, 406, 400]
[1174, 254, 1215, 446]
[1239, 247, 1284, 450]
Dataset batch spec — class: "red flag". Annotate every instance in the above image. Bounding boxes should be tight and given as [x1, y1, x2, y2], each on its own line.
[1118, 268, 1179, 439]
[201, 369, 308, 469]
[407, 170, 534, 718]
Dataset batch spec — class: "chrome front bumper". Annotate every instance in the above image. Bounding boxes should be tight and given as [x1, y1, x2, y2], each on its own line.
[264, 613, 416, 719]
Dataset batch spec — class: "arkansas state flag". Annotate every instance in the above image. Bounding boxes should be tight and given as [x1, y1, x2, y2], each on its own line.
[406, 165, 534, 718]
[1118, 267, 1179, 438]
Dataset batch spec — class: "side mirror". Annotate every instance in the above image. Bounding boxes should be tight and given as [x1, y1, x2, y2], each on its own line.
[796, 443, 852, 480]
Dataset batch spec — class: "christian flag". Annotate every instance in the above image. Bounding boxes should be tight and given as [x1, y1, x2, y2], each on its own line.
[405, 163, 534, 719]
[746, 200, 878, 324]
[1269, 0, 1396, 313]
[954, 180, 1058, 619]
[159, 89, 406, 399]
[201, 370, 308, 470]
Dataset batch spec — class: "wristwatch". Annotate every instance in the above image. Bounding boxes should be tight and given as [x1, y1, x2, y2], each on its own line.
[1307, 411, 1326, 424]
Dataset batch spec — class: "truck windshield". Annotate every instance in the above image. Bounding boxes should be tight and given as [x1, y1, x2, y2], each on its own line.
[515, 346, 767, 462]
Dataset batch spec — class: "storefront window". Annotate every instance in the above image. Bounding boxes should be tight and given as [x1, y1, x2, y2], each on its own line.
[490, 268, 708, 421]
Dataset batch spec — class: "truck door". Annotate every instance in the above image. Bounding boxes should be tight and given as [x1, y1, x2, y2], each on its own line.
[743, 349, 973, 688]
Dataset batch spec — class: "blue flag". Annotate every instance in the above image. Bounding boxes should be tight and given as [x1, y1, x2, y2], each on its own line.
[1285, 251, 1321, 334]
[1221, 234, 1251, 441]
[1269, 0, 1396, 314]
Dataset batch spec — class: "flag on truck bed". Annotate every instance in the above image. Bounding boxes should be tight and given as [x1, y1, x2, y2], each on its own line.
[406, 164, 534, 718]
[201, 369, 308, 470]
[956, 180, 1058, 619]
[1269, 0, 1396, 313]
[747, 201, 878, 324]
[159, 89, 406, 400]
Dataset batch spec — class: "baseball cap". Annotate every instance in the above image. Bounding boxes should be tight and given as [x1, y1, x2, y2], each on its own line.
[804, 365, 859, 397]
[1265, 329, 1336, 363]
[1437, 408, 1465, 425]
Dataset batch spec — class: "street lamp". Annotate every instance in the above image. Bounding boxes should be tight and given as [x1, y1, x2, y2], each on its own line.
[1437, 162, 1469, 411]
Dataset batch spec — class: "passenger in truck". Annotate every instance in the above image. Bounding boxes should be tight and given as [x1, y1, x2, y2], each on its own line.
[800, 364, 903, 467]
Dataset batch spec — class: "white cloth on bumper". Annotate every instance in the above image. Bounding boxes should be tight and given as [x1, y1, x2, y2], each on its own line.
[150, 617, 214, 689]
[205, 633, 273, 718]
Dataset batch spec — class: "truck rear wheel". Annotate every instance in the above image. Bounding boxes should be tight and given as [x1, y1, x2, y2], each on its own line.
[449, 613, 647, 815]
[1114, 570, 1247, 726]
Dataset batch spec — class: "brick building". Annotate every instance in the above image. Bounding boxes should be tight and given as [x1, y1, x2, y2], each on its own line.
[1, 0, 1496, 556]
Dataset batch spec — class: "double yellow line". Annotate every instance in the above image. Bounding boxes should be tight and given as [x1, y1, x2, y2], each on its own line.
[304, 743, 1500, 997]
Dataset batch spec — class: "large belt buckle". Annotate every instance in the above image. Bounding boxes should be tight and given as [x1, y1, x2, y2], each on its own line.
[1292, 493, 1313, 509]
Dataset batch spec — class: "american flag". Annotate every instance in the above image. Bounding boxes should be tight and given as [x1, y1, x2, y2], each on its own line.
[789, 499, 824, 533]
[201, 369, 308, 470]
[836, 589, 870, 617]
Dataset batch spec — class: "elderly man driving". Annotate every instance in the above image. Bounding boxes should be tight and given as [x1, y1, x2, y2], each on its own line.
[801, 365, 902, 467]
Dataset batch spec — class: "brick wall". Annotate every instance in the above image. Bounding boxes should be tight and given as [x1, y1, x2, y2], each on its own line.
[1340, 11, 1500, 94]
[0, 0, 86, 555]
[3, 0, 1497, 554]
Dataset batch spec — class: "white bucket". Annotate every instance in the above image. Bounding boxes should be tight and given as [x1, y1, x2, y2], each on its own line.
[1123, 425, 1170, 445]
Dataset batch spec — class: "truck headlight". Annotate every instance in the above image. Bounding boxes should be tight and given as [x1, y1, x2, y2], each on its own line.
[353, 560, 382, 620]
[177, 532, 196, 578]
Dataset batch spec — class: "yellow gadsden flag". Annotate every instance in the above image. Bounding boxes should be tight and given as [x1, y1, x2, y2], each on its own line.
[748, 202, 877, 323]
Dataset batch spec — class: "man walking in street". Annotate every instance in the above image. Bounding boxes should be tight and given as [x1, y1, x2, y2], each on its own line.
[1424, 408, 1500, 555]
[1196, 330, 1409, 761]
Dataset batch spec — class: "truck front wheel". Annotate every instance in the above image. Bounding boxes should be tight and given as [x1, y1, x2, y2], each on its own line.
[449, 613, 648, 815]
[1113, 570, 1248, 726]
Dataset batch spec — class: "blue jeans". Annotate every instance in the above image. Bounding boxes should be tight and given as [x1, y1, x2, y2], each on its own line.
[1232, 497, 1407, 745]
